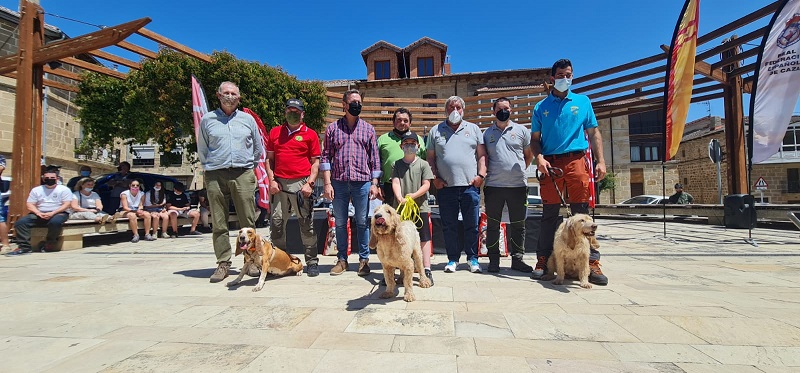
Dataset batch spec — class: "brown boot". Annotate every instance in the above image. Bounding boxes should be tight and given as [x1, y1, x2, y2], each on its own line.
[209, 261, 231, 283]
[589, 259, 608, 286]
[357, 259, 370, 277]
[330, 260, 348, 276]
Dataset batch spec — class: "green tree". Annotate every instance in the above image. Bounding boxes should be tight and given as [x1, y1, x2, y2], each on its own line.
[597, 172, 617, 202]
[75, 50, 328, 155]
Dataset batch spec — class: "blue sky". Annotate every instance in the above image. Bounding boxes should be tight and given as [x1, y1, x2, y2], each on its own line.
[3, 0, 797, 121]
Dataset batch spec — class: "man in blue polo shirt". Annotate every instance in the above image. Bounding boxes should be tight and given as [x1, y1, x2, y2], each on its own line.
[529, 58, 608, 286]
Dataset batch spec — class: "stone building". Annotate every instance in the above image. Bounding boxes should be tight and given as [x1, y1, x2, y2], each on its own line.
[0, 6, 196, 187]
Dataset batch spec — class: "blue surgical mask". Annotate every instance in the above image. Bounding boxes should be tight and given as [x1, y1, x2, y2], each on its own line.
[554, 77, 572, 92]
[80, 171, 91, 177]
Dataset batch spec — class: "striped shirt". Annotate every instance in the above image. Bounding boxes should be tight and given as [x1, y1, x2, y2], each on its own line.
[320, 117, 382, 182]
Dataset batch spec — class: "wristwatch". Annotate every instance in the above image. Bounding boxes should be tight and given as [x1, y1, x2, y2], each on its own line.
[307, 181, 315, 187]
[477, 174, 486, 179]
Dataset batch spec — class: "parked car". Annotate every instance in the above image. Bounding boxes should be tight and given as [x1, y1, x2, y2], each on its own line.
[619, 195, 668, 205]
[527, 195, 542, 205]
[93, 171, 181, 214]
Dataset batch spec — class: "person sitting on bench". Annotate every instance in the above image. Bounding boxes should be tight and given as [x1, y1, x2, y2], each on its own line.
[6, 168, 73, 255]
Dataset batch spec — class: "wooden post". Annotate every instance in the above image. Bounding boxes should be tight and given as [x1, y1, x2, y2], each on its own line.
[10, 0, 44, 220]
[723, 75, 747, 195]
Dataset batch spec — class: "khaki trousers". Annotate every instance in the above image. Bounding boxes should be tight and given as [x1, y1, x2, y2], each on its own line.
[206, 168, 257, 263]
[270, 177, 318, 265]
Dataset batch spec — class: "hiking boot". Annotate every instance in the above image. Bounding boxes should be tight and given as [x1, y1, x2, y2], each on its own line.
[209, 261, 231, 283]
[589, 259, 608, 286]
[424, 269, 434, 286]
[469, 258, 482, 273]
[488, 255, 500, 273]
[330, 260, 348, 276]
[306, 263, 319, 277]
[511, 258, 533, 273]
[530, 255, 548, 280]
[357, 259, 370, 277]
[444, 261, 457, 273]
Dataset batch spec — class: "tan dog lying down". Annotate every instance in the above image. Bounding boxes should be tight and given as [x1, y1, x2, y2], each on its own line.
[369, 204, 431, 302]
[227, 227, 303, 292]
[542, 214, 598, 289]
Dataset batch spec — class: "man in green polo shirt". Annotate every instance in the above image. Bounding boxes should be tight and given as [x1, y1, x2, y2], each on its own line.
[377, 108, 426, 207]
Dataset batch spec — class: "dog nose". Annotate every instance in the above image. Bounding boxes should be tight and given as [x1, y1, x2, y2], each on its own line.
[591, 224, 597, 229]
[374, 213, 382, 219]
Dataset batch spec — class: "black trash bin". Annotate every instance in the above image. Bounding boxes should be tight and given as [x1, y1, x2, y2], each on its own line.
[723, 194, 757, 229]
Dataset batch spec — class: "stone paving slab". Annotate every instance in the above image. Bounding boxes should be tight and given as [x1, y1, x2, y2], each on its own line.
[1, 219, 799, 372]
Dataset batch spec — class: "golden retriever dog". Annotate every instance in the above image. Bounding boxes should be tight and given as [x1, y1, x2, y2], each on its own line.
[543, 214, 597, 289]
[369, 204, 431, 302]
[226, 227, 303, 292]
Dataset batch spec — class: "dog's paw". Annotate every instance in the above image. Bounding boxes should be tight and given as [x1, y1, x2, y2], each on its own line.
[418, 278, 432, 288]
[580, 282, 592, 289]
[403, 292, 416, 302]
[552, 278, 564, 285]
[540, 274, 556, 281]
[380, 291, 394, 299]
[226, 280, 239, 287]
[252, 284, 264, 292]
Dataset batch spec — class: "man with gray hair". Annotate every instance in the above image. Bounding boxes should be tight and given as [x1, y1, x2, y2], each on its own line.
[198, 81, 263, 283]
[427, 96, 487, 274]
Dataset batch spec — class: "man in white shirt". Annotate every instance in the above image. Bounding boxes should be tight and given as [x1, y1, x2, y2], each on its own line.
[7, 168, 73, 255]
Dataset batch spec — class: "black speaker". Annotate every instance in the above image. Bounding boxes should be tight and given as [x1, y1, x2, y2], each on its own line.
[723, 194, 757, 229]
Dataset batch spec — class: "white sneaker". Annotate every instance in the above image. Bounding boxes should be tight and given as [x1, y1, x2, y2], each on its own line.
[144, 234, 155, 241]
[469, 258, 482, 273]
[444, 261, 457, 273]
[131, 235, 140, 243]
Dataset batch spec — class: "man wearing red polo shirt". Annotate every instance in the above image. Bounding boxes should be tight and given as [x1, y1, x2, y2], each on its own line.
[265, 98, 322, 277]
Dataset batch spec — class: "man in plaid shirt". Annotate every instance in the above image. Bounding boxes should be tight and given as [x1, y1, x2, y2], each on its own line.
[321, 89, 382, 277]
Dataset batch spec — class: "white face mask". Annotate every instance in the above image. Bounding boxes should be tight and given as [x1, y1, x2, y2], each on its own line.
[554, 77, 572, 92]
[402, 144, 419, 155]
[448, 110, 462, 125]
[83, 187, 93, 194]
[154, 187, 161, 191]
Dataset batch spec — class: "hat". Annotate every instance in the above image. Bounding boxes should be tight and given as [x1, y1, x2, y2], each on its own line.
[285, 98, 304, 111]
[401, 131, 419, 144]
[674, 183, 683, 189]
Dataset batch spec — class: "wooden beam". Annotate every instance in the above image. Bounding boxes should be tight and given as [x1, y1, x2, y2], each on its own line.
[587, 77, 665, 100]
[596, 105, 662, 121]
[116, 40, 158, 59]
[573, 65, 666, 94]
[3, 72, 79, 92]
[0, 17, 151, 75]
[44, 65, 81, 81]
[696, 1, 779, 46]
[724, 76, 747, 194]
[727, 62, 757, 78]
[136, 28, 211, 63]
[710, 47, 760, 71]
[60, 57, 126, 79]
[574, 53, 666, 84]
[88, 49, 142, 70]
[660, 44, 729, 85]
[696, 26, 767, 61]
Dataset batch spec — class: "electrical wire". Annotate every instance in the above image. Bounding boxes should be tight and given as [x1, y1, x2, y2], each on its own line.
[43, 12, 106, 29]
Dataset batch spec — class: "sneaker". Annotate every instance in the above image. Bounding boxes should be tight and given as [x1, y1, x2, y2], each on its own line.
[488, 256, 500, 273]
[144, 234, 155, 241]
[131, 235, 140, 243]
[444, 261, 457, 273]
[4, 248, 31, 256]
[424, 269, 434, 286]
[306, 263, 319, 277]
[530, 255, 548, 280]
[330, 260, 348, 276]
[511, 258, 533, 273]
[209, 261, 231, 283]
[188, 230, 203, 236]
[589, 259, 608, 286]
[357, 259, 370, 277]
[157, 231, 165, 239]
[469, 258, 482, 273]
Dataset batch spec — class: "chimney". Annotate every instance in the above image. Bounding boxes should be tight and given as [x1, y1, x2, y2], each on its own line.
[443, 55, 451, 75]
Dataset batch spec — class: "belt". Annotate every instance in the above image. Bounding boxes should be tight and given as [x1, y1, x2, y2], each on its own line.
[544, 150, 585, 160]
[226, 167, 251, 171]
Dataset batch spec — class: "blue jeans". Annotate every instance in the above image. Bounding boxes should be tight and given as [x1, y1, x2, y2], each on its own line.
[14, 212, 70, 251]
[438, 185, 480, 263]
[331, 180, 371, 261]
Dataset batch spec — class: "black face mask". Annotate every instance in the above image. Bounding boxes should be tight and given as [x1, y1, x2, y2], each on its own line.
[393, 128, 409, 137]
[496, 109, 511, 122]
[348, 101, 362, 117]
[43, 178, 57, 186]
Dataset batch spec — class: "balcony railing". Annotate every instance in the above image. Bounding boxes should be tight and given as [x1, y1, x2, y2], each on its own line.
[73, 138, 119, 165]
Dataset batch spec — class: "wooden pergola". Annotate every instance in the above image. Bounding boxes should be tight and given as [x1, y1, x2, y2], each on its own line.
[4, 0, 210, 219]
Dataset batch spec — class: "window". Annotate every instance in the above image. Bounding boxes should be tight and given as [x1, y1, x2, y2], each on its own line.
[788, 168, 800, 193]
[130, 145, 155, 167]
[782, 123, 800, 152]
[160, 146, 184, 167]
[418, 57, 434, 77]
[630, 144, 660, 162]
[628, 110, 663, 135]
[375, 60, 391, 80]
[380, 98, 394, 114]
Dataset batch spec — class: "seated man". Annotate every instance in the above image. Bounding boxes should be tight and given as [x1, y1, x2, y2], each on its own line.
[166, 183, 202, 237]
[6, 168, 73, 255]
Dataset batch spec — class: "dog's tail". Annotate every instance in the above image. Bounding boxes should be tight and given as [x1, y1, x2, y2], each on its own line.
[289, 254, 303, 275]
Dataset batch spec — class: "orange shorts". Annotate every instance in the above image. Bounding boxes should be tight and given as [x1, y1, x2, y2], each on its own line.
[539, 152, 591, 205]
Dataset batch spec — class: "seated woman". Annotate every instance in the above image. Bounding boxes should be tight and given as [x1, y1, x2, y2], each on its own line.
[143, 181, 170, 238]
[69, 177, 113, 224]
[166, 182, 201, 237]
[119, 179, 153, 243]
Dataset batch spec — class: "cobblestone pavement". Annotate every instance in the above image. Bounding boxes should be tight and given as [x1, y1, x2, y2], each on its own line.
[1, 219, 799, 372]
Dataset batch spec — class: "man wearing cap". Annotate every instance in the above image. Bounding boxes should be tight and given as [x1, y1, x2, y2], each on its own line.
[198, 81, 262, 283]
[529, 58, 608, 286]
[265, 99, 322, 277]
[483, 97, 534, 273]
[669, 183, 694, 204]
[378, 107, 426, 207]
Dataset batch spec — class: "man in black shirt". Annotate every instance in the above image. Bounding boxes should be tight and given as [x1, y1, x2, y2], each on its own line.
[166, 183, 202, 237]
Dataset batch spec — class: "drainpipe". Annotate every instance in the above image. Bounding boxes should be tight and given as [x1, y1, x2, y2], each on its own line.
[41, 84, 48, 164]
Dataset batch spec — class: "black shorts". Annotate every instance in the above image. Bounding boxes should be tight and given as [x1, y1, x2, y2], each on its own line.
[418, 211, 431, 242]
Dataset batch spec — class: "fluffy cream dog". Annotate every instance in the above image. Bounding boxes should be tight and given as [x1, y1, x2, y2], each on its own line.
[543, 214, 597, 289]
[369, 204, 431, 302]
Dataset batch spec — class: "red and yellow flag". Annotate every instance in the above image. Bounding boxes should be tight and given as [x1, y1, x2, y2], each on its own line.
[664, 0, 699, 161]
